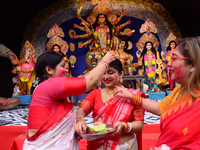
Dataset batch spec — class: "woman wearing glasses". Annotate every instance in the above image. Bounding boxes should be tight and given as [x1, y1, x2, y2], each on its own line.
[115, 37, 200, 149]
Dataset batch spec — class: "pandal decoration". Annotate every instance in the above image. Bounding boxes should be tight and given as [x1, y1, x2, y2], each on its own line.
[144, 53, 156, 80]
[13, 40, 36, 94]
[77, 0, 86, 15]
[69, 55, 77, 68]
[166, 33, 178, 47]
[136, 18, 167, 89]
[46, 23, 69, 54]
[70, 43, 75, 52]
[69, 29, 76, 38]
[91, 0, 110, 5]
[72, 2, 134, 57]
[166, 33, 178, 62]
[136, 18, 159, 52]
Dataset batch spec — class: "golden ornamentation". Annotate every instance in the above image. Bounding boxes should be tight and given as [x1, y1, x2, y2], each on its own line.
[166, 33, 178, 47]
[91, 0, 110, 5]
[120, 78, 123, 84]
[22, 0, 182, 58]
[104, 87, 117, 106]
[138, 69, 143, 75]
[68, 29, 76, 38]
[127, 41, 132, 50]
[156, 68, 162, 74]
[46, 24, 69, 54]
[105, 87, 117, 94]
[136, 18, 159, 51]
[156, 58, 162, 65]
[69, 55, 77, 68]
[69, 43, 75, 52]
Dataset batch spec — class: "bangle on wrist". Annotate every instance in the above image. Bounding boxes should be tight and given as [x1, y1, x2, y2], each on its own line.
[132, 93, 143, 107]
[76, 117, 85, 123]
[76, 115, 84, 119]
[98, 60, 108, 68]
[122, 122, 127, 132]
[127, 122, 132, 133]
[98, 62, 108, 69]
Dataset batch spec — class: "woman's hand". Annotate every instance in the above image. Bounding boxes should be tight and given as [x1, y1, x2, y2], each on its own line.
[114, 85, 132, 99]
[101, 51, 115, 65]
[75, 120, 87, 134]
[113, 121, 125, 135]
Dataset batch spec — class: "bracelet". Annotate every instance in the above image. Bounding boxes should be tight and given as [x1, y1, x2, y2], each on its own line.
[122, 122, 127, 132]
[125, 122, 129, 133]
[98, 60, 108, 68]
[98, 62, 108, 69]
[132, 94, 143, 107]
[76, 115, 84, 119]
[127, 122, 132, 133]
[76, 117, 85, 123]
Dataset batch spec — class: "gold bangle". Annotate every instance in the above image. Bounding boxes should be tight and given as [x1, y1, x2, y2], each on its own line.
[76, 117, 85, 123]
[122, 122, 127, 132]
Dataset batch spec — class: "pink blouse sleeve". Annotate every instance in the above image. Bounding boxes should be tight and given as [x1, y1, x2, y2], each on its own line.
[46, 77, 86, 99]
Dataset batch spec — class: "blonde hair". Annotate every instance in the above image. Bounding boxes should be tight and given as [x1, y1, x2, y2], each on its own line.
[178, 37, 200, 100]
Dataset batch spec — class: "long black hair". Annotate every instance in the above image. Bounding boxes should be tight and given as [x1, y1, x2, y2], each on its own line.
[93, 13, 113, 35]
[166, 40, 177, 51]
[140, 41, 157, 58]
[109, 58, 123, 74]
[30, 51, 64, 94]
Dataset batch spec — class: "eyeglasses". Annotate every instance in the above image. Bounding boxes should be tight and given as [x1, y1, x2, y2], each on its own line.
[171, 55, 188, 64]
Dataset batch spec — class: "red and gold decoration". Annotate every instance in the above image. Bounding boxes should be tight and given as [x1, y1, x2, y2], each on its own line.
[46, 23, 69, 54]
[12, 40, 36, 95]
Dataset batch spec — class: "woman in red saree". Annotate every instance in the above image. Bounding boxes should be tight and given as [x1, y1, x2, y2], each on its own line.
[115, 37, 200, 149]
[23, 51, 115, 149]
[75, 58, 146, 150]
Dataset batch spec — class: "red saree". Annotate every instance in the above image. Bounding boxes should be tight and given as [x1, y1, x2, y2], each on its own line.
[80, 88, 146, 150]
[156, 85, 200, 149]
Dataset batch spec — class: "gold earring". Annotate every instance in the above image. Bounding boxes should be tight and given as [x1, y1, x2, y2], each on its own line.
[48, 71, 53, 75]
[120, 78, 123, 84]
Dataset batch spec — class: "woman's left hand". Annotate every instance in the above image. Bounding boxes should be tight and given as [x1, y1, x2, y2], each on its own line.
[114, 85, 132, 99]
[113, 121, 125, 135]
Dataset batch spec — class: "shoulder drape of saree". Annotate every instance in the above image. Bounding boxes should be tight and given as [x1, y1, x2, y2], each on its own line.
[27, 100, 73, 141]
[156, 89, 200, 149]
[87, 89, 145, 150]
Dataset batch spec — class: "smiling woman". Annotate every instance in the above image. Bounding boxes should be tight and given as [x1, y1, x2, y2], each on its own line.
[23, 51, 115, 149]
[75, 58, 146, 150]
[120, 36, 200, 149]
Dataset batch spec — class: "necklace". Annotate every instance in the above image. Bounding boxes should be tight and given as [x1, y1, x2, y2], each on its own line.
[104, 87, 117, 105]
[105, 87, 117, 94]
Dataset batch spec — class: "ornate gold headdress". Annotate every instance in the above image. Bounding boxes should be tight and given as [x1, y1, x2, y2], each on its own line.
[136, 19, 159, 51]
[86, 3, 116, 25]
[46, 24, 69, 54]
[166, 33, 178, 47]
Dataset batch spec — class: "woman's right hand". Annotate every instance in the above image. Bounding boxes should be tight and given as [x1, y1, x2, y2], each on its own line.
[75, 120, 87, 134]
[114, 85, 132, 99]
[101, 51, 115, 65]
